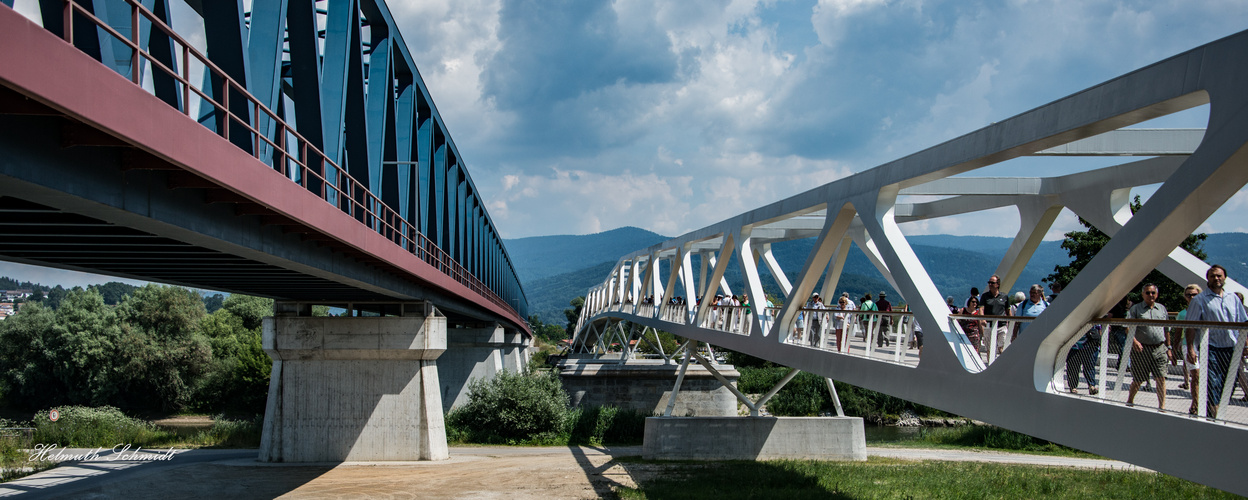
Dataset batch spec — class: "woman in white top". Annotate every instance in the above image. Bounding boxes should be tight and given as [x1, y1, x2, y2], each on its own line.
[833, 295, 855, 350]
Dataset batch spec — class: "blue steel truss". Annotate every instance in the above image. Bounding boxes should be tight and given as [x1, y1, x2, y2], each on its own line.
[5, 0, 527, 318]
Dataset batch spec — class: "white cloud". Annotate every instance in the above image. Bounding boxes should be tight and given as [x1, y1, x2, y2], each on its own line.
[385, 0, 1248, 241]
[486, 168, 695, 238]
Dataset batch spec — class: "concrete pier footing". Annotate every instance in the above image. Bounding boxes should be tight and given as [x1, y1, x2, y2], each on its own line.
[642, 416, 867, 461]
[557, 360, 739, 416]
[259, 305, 448, 462]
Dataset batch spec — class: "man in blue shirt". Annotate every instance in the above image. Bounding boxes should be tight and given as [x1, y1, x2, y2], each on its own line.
[1185, 265, 1248, 418]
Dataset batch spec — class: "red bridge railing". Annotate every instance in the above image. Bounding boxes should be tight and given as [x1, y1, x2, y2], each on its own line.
[53, 0, 521, 318]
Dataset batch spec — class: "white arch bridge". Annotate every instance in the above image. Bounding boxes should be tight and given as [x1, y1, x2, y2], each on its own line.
[568, 29, 1248, 494]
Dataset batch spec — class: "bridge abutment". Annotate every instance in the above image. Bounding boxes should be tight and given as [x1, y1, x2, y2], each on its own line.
[557, 360, 740, 416]
[259, 303, 448, 462]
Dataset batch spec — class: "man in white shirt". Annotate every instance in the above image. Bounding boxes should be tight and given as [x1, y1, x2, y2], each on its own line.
[1186, 265, 1248, 417]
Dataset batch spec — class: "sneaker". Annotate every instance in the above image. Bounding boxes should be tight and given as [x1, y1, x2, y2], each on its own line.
[1089, 388, 1099, 395]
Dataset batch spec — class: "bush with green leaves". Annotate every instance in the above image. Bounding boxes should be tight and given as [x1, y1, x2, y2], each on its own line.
[32, 406, 169, 447]
[765, 371, 828, 416]
[565, 405, 649, 445]
[447, 370, 570, 443]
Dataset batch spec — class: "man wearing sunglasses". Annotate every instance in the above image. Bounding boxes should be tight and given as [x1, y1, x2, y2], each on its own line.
[979, 275, 1011, 355]
[1126, 284, 1168, 409]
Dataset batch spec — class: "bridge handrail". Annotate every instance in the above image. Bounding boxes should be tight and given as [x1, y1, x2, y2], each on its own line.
[54, 0, 521, 318]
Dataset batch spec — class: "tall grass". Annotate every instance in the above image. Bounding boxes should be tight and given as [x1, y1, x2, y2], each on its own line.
[902, 425, 1085, 455]
[28, 406, 261, 449]
[565, 406, 648, 446]
[33, 406, 170, 447]
[616, 458, 1235, 499]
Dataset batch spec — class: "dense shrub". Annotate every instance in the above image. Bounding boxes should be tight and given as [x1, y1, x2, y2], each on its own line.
[737, 365, 788, 393]
[566, 406, 649, 445]
[447, 370, 569, 443]
[32, 406, 169, 447]
[765, 371, 828, 416]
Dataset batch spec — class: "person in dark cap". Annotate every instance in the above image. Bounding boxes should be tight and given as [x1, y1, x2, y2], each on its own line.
[876, 291, 893, 347]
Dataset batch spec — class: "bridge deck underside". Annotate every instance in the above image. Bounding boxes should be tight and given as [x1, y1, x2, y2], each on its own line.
[0, 196, 381, 301]
[0, 94, 490, 322]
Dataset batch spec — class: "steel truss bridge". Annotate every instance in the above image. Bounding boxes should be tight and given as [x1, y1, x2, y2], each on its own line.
[0, 0, 526, 329]
[571, 29, 1248, 494]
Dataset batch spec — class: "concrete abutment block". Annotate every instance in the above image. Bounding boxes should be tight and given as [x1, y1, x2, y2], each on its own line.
[642, 416, 867, 461]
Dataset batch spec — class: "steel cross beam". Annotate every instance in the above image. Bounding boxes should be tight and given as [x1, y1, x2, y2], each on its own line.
[571, 30, 1248, 494]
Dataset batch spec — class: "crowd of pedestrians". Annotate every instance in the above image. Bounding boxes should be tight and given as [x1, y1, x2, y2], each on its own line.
[656, 264, 1248, 418]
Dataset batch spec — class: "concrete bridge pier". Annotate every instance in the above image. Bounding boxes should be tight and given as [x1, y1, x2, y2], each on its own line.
[259, 302, 448, 462]
[438, 323, 531, 412]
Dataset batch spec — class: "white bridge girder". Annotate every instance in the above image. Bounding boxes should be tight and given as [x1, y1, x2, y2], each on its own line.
[570, 30, 1248, 495]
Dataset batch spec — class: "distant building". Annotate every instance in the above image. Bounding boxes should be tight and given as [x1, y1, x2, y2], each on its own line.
[0, 290, 33, 301]
[0, 302, 14, 320]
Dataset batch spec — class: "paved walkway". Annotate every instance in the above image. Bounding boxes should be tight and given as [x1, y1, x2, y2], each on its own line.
[0, 445, 1145, 499]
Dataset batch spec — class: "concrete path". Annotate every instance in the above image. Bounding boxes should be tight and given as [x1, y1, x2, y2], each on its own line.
[0, 445, 1144, 499]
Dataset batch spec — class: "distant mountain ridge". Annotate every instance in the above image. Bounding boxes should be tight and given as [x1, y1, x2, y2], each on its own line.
[506, 228, 1248, 324]
[505, 227, 669, 283]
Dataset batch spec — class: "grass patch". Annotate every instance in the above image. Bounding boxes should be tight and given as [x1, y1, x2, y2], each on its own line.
[0, 429, 53, 482]
[616, 458, 1235, 499]
[883, 425, 1098, 458]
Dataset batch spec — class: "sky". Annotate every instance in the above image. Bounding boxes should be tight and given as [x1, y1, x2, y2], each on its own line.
[4, 0, 1248, 289]
[384, 0, 1248, 240]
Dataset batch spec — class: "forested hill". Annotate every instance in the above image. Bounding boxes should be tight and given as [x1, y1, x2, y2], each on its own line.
[508, 229, 1248, 325]
[0, 277, 48, 293]
[505, 227, 669, 283]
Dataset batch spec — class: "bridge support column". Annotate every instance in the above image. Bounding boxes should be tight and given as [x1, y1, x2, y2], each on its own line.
[437, 323, 531, 412]
[259, 302, 448, 462]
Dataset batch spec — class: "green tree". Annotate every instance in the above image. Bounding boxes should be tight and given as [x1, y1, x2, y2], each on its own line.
[633, 327, 681, 357]
[112, 285, 213, 411]
[563, 297, 585, 337]
[0, 289, 124, 409]
[91, 282, 138, 305]
[43, 285, 67, 309]
[527, 315, 565, 344]
[194, 294, 273, 414]
[202, 293, 226, 313]
[1045, 196, 1206, 311]
[219, 294, 273, 331]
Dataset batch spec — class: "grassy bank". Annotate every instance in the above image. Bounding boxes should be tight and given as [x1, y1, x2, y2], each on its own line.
[616, 458, 1235, 499]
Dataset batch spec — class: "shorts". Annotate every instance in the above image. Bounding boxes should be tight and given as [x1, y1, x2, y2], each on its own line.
[1128, 343, 1168, 380]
